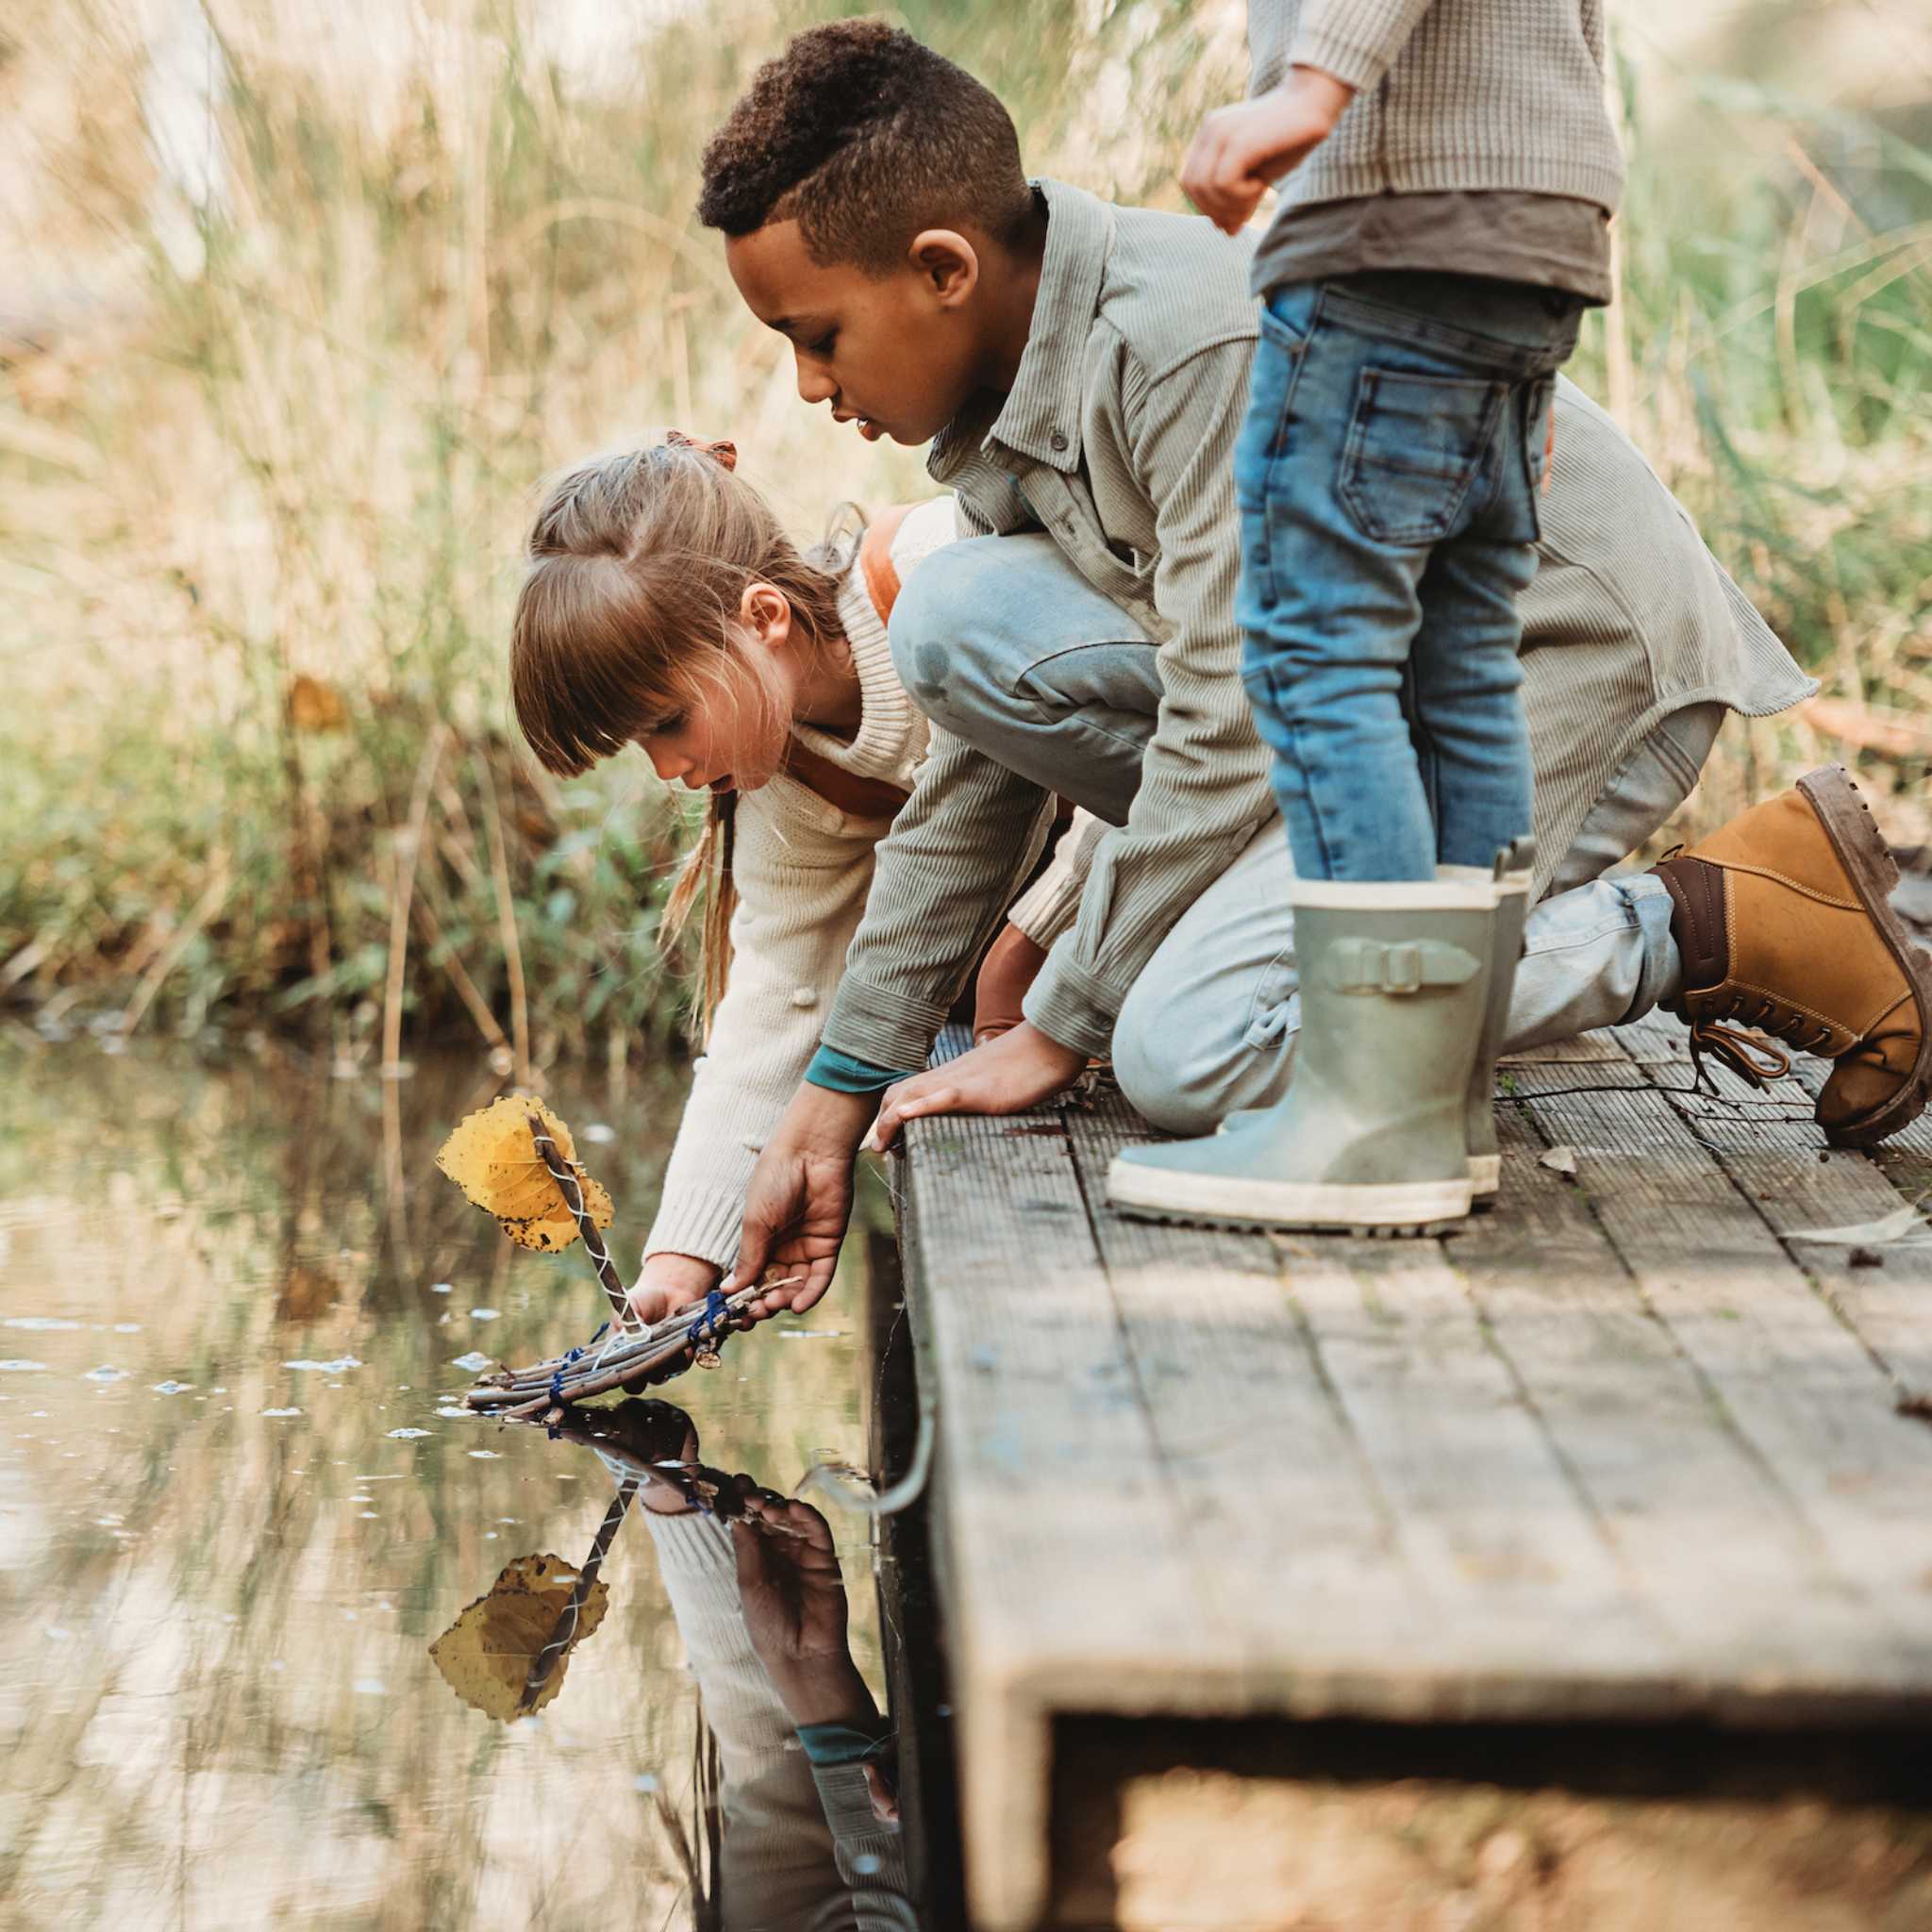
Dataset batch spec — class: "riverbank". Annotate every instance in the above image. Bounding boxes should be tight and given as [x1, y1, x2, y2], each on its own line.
[6, 0, 1928, 1063]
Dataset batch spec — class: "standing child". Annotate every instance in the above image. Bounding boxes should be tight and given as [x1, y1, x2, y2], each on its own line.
[1108, 0, 1625, 1229]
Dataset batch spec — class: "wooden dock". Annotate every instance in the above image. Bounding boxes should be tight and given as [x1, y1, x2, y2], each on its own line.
[890, 1018, 1932, 1929]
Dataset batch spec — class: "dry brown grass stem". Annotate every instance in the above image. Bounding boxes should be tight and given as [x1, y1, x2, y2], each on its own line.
[411, 896, 511, 1058]
[381, 722, 450, 1079]
[117, 851, 233, 1037]
[480, 764, 532, 1091]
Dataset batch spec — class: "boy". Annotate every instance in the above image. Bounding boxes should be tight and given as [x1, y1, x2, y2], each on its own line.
[659, 23, 1920, 1310]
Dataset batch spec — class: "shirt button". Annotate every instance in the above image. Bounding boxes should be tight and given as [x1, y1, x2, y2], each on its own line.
[1048, 431, 1069, 453]
[791, 987, 819, 1008]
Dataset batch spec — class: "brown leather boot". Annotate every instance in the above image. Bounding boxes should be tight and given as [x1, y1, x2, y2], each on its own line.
[1651, 766, 1932, 1147]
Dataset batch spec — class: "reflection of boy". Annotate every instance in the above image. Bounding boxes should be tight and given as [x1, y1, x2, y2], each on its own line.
[701, 25, 1822, 1287]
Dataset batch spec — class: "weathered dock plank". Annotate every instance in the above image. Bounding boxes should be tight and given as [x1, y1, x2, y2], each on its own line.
[891, 1027, 1932, 1930]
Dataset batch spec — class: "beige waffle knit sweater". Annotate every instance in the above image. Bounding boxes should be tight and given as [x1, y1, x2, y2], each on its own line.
[1247, 0, 1624, 215]
[643, 497, 958, 1271]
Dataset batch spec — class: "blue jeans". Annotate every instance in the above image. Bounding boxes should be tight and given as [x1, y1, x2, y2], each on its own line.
[1237, 271, 1583, 880]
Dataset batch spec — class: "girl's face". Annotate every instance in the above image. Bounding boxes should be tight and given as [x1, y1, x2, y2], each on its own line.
[635, 646, 792, 799]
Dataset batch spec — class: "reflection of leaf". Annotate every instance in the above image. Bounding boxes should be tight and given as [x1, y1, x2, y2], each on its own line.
[435, 1096, 614, 1253]
[427, 1552, 609, 1721]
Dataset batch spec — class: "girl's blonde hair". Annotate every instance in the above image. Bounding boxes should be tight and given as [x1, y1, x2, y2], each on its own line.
[509, 438, 852, 1040]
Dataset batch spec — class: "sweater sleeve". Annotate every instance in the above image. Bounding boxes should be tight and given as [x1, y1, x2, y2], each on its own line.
[1290, 0, 1439, 91]
[1006, 808, 1103, 951]
[644, 789, 884, 1271]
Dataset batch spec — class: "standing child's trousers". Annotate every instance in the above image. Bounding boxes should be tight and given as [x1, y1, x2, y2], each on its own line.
[1236, 270, 1583, 881]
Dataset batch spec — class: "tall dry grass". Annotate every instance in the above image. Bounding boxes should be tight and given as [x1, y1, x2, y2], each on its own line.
[1, 0, 1926, 1065]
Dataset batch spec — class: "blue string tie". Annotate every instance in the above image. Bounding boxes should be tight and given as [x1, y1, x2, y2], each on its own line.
[547, 1340, 591, 1408]
[685, 1289, 729, 1350]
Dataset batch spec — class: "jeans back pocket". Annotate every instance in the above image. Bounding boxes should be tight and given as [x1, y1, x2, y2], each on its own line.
[1337, 368, 1507, 546]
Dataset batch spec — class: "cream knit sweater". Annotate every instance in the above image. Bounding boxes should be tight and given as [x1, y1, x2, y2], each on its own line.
[644, 497, 959, 1270]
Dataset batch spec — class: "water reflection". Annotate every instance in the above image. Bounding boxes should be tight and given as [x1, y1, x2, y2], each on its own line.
[431, 1401, 918, 1928]
[0, 1042, 898, 1929]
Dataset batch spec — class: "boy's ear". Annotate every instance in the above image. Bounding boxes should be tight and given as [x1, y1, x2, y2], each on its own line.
[739, 582, 792, 649]
[908, 228, 979, 308]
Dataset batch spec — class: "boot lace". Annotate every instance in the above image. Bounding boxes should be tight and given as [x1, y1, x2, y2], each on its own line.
[1686, 992, 1836, 1091]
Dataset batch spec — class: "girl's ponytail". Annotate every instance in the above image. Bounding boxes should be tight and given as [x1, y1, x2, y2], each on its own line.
[660, 789, 736, 1050]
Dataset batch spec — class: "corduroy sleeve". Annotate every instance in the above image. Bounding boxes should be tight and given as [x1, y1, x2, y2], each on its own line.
[820, 724, 1058, 1073]
[1021, 339, 1276, 1059]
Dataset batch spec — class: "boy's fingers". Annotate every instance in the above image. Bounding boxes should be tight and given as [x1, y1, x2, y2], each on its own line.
[872, 1083, 960, 1150]
[897, 1089, 959, 1122]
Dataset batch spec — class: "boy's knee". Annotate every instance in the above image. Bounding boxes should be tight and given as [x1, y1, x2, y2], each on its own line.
[1113, 994, 1235, 1138]
[888, 539, 1002, 726]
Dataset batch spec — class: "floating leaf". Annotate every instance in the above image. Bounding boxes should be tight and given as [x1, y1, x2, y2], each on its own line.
[427, 1552, 609, 1721]
[436, 1096, 614, 1254]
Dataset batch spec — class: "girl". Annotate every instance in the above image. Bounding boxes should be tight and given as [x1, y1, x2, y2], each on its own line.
[508, 435, 966, 1323]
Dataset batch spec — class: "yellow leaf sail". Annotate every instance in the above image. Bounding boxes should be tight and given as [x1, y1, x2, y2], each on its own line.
[427, 1552, 611, 1720]
[435, 1095, 615, 1253]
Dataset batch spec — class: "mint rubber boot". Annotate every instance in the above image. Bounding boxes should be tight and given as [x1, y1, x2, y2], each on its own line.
[1465, 841, 1533, 1208]
[1107, 879, 1495, 1233]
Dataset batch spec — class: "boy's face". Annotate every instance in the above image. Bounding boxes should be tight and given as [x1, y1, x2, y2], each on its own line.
[725, 220, 984, 448]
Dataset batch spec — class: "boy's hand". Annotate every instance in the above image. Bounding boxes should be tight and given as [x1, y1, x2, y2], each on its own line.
[627, 1251, 718, 1328]
[724, 1084, 875, 1316]
[867, 1023, 1086, 1151]
[1182, 67, 1357, 236]
[973, 922, 1050, 1045]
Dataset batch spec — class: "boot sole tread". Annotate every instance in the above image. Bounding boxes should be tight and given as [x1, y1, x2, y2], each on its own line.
[1110, 1204, 1465, 1238]
[1797, 767, 1932, 1148]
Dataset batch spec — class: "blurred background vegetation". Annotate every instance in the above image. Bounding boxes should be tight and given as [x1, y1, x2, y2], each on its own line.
[2, 0, 1927, 1069]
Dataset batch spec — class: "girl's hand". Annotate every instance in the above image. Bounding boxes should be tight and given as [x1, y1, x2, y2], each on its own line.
[628, 1251, 719, 1328]
[724, 1085, 874, 1316]
[1182, 68, 1357, 235]
[867, 1023, 1087, 1151]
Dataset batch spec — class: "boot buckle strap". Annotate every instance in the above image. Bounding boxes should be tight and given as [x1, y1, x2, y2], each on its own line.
[1326, 939, 1481, 996]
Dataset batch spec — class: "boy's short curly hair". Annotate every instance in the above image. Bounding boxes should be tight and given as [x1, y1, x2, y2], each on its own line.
[698, 19, 1033, 274]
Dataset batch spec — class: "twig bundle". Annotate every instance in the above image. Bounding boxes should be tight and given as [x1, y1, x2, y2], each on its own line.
[463, 1284, 767, 1421]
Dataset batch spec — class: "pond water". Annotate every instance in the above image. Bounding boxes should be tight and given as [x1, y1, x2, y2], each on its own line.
[0, 1041, 912, 1929]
